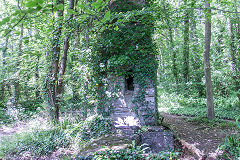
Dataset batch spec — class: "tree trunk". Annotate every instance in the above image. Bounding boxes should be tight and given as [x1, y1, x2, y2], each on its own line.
[162, 2, 178, 85]
[47, 0, 75, 122]
[0, 37, 9, 100]
[12, 1, 23, 108]
[234, 1, 240, 101]
[13, 23, 23, 108]
[204, 1, 214, 120]
[169, 28, 179, 86]
[183, 2, 190, 83]
[57, 0, 74, 96]
[191, 15, 204, 97]
[47, 0, 64, 121]
[230, 19, 240, 102]
[35, 56, 40, 100]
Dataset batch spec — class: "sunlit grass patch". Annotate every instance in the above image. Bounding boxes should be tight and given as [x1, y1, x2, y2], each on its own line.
[158, 87, 240, 120]
[0, 128, 70, 158]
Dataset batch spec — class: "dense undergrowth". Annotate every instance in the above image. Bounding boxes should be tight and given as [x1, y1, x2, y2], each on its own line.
[0, 103, 14, 125]
[0, 115, 112, 159]
[0, 128, 69, 157]
[219, 119, 240, 160]
[158, 87, 240, 120]
[0, 84, 239, 159]
[158, 85, 240, 159]
[0, 113, 180, 159]
[90, 141, 180, 160]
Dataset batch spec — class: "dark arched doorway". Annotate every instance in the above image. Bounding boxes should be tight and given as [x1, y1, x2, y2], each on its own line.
[125, 70, 134, 91]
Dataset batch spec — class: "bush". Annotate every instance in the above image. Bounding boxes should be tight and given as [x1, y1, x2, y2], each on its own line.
[93, 141, 148, 159]
[92, 141, 180, 160]
[158, 87, 240, 120]
[0, 128, 70, 158]
[219, 119, 240, 159]
[0, 102, 14, 125]
[67, 115, 112, 143]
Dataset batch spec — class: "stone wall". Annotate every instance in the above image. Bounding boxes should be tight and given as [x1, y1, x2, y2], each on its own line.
[108, 75, 156, 126]
[133, 80, 156, 125]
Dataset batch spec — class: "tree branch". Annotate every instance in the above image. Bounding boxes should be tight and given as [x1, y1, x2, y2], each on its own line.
[174, 7, 240, 14]
[3, 13, 26, 37]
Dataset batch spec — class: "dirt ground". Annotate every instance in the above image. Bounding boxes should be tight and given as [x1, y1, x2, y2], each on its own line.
[0, 114, 239, 160]
[161, 112, 239, 160]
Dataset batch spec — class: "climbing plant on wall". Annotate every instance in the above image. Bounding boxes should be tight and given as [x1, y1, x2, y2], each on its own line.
[91, 0, 158, 121]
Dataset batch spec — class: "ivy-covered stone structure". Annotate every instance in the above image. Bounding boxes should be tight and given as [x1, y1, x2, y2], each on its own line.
[92, 0, 158, 126]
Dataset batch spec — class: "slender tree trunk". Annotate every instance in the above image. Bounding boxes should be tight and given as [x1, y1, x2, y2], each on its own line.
[47, 0, 74, 122]
[204, 1, 214, 120]
[47, 0, 64, 121]
[162, 2, 178, 85]
[183, 2, 190, 83]
[169, 28, 179, 85]
[191, 16, 204, 97]
[83, 76, 89, 119]
[234, 2, 240, 101]
[35, 56, 40, 100]
[56, 0, 74, 112]
[1, 37, 9, 100]
[12, 1, 23, 108]
[230, 19, 240, 102]
[13, 23, 23, 108]
[56, 0, 74, 96]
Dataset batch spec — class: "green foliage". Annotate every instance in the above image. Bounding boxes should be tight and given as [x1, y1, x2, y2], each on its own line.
[152, 150, 180, 160]
[91, 1, 157, 115]
[91, 141, 180, 160]
[0, 128, 69, 158]
[93, 141, 148, 159]
[158, 87, 240, 120]
[0, 103, 14, 125]
[219, 119, 240, 159]
[66, 115, 112, 144]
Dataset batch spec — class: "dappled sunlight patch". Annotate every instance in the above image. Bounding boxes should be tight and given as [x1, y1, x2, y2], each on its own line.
[158, 107, 170, 112]
[0, 116, 48, 140]
[114, 116, 140, 127]
[158, 88, 183, 111]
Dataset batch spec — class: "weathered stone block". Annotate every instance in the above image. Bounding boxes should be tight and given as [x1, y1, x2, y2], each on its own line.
[141, 131, 174, 153]
[146, 88, 155, 96]
[145, 97, 155, 103]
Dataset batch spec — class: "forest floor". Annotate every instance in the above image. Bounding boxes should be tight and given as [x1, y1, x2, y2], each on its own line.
[0, 117, 47, 140]
[161, 112, 239, 160]
[0, 114, 239, 159]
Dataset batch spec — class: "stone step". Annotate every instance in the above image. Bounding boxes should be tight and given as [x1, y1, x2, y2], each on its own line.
[113, 110, 134, 113]
[112, 113, 136, 118]
[114, 108, 132, 111]
[113, 110, 133, 114]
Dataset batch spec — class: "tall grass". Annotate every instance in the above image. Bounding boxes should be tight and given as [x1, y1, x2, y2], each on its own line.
[0, 128, 69, 158]
[158, 87, 240, 120]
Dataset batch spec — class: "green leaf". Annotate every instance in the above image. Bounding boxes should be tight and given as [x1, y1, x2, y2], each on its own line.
[92, 0, 103, 9]
[114, 26, 119, 31]
[0, 17, 11, 25]
[68, 9, 75, 15]
[92, 2, 100, 9]
[37, 0, 44, 4]
[117, 19, 123, 23]
[101, 11, 111, 23]
[100, 26, 106, 32]
[236, 118, 240, 130]
[3, 29, 11, 35]
[24, 39, 30, 44]
[26, 1, 38, 8]
[56, 4, 64, 10]
[36, 5, 42, 11]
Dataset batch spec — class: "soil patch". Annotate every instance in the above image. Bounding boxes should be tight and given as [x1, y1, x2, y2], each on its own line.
[161, 112, 239, 159]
